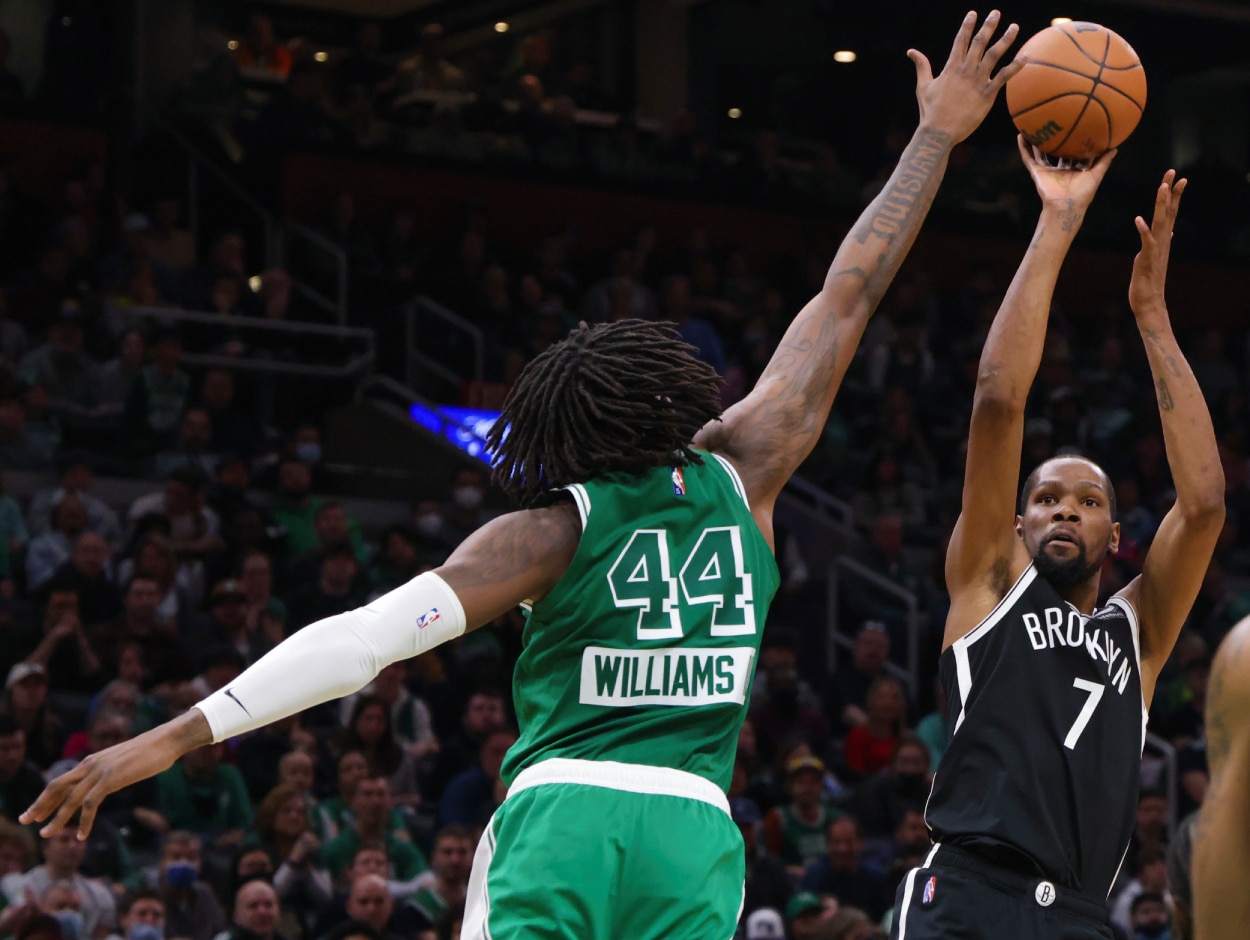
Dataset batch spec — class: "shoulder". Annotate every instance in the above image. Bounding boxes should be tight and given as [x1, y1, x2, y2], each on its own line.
[1211, 617, 1250, 715]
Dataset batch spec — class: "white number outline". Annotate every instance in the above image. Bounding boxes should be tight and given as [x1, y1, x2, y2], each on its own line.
[1064, 678, 1105, 750]
[606, 529, 682, 639]
[679, 526, 756, 636]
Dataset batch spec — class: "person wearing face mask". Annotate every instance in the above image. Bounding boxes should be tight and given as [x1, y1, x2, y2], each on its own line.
[7, 833, 116, 940]
[849, 735, 932, 840]
[1130, 893, 1171, 940]
[39, 881, 87, 940]
[105, 890, 166, 940]
[437, 469, 496, 550]
[140, 833, 224, 940]
[409, 502, 453, 566]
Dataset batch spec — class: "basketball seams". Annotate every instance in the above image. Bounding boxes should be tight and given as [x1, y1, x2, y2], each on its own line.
[1055, 23, 1107, 67]
[1014, 60, 1144, 109]
[1049, 31, 1108, 155]
[1009, 91, 1094, 122]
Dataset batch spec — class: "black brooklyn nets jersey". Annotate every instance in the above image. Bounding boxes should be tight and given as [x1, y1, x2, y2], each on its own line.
[925, 564, 1148, 899]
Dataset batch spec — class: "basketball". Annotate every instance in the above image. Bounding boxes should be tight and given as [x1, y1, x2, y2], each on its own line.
[1006, 22, 1146, 161]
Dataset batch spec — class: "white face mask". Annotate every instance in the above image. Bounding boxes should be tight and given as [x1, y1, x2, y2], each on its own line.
[452, 486, 484, 511]
[416, 513, 442, 537]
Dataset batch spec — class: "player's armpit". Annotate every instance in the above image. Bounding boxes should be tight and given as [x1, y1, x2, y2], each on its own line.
[437, 499, 582, 627]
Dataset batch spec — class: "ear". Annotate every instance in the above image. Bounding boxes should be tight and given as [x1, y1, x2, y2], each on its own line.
[1108, 521, 1121, 556]
[1014, 515, 1025, 539]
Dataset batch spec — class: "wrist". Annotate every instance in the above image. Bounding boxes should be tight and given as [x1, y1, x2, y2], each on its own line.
[914, 123, 957, 150]
[1135, 310, 1172, 333]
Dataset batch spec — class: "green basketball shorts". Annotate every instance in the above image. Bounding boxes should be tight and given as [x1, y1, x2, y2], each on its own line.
[462, 758, 745, 939]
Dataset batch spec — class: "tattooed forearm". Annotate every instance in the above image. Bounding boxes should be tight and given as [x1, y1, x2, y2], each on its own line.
[828, 126, 953, 308]
[1156, 378, 1175, 411]
[1142, 329, 1184, 377]
[1056, 199, 1081, 233]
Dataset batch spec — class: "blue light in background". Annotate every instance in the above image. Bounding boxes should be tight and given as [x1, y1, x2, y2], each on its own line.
[408, 402, 503, 464]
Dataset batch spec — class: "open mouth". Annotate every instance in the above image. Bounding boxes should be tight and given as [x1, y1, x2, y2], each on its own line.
[1047, 532, 1078, 545]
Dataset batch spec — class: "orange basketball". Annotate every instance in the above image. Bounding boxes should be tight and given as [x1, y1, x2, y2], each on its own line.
[1006, 22, 1146, 161]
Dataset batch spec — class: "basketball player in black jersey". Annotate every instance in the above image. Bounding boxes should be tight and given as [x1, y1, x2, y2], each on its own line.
[889, 144, 1225, 940]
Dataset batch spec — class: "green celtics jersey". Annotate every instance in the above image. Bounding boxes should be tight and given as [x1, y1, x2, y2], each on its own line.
[501, 452, 780, 792]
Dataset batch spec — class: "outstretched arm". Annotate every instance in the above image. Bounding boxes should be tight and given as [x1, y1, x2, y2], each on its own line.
[695, 10, 1024, 526]
[943, 140, 1115, 648]
[21, 502, 581, 839]
[1116, 173, 1224, 702]
[1193, 616, 1250, 940]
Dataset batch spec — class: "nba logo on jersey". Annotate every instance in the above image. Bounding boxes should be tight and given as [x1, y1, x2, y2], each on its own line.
[671, 467, 686, 496]
[416, 608, 441, 630]
[922, 876, 936, 905]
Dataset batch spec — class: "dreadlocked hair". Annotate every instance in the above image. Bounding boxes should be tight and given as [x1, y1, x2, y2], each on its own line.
[487, 319, 724, 508]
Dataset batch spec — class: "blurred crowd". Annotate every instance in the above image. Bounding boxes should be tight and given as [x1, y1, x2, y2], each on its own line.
[0, 6, 1245, 940]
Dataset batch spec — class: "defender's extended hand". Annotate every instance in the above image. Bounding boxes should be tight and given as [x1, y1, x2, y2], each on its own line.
[1018, 135, 1116, 213]
[1129, 170, 1186, 318]
[909, 10, 1025, 143]
[21, 712, 207, 839]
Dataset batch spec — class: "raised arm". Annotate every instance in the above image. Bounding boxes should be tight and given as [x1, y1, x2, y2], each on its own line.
[1193, 616, 1250, 940]
[695, 10, 1024, 520]
[1116, 173, 1224, 700]
[21, 502, 581, 839]
[943, 140, 1115, 647]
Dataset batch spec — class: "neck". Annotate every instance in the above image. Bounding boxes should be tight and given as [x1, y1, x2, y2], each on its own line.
[48, 862, 74, 879]
[437, 876, 466, 905]
[356, 818, 384, 839]
[867, 718, 894, 737]
[1058, 576, 1102, 615]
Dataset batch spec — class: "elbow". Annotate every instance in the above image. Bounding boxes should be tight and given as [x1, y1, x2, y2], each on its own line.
[971, 386, 1025, 418]
[1182, 495, 1226, 530]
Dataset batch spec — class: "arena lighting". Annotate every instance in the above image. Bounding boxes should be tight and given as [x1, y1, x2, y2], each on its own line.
[248, 275, 263, 293]
[727, 107, 743, 119]
[495, 22, 510, 33]
[314, 51, 329, 62]
[228, 40, 239, 50]
[1051, 17, 1073, 25]
[833, 50, 857, 63]
[409, 402, 501, 463]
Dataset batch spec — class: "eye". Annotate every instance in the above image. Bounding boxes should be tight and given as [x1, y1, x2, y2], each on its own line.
[1039, 495, 1055, 504]
[1084, 498, 1099, 507]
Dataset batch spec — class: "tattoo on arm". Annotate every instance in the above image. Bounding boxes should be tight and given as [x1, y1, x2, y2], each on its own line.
[1142, 329, 1184, 378]
[1156, 378, 1175, 411]
[830, 126, 952, 309]
[1057, 199, 1080, 233]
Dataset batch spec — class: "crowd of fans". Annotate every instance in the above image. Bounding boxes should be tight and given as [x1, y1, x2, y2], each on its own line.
[0, 7, 1247, 940]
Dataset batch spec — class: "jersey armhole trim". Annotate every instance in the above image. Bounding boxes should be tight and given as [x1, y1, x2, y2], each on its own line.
[562, 483, 591, 527]
[957, 564, 1038, 648]
[1107, 593, 1149, 740]
[709, 453, 750, 509]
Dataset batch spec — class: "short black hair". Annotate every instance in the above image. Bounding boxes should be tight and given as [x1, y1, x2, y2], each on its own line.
[1018, 456, 1117, 518]
[1130, 891, 1167, 916]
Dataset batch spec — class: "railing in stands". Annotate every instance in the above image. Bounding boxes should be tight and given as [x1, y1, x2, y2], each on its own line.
[1144, 731, 1179, 841]
[827, 554, 922, 705]
[126, 306, 375, 378]
[276, 220, 351, 326]
[405, 295, 486, 401]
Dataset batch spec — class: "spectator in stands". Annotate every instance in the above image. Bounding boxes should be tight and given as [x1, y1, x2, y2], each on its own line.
[410, 501, 455, 563]
[288, 502, 367, 587]
[429, 691, 507, 796]
[18, 302, 100, 425]
[220, 880, 284, 940]
[783, 892, 829, 940]
[238, 551, 286, 642]
[234, 712, 320, 805]
[317, 751, 408, 847]
[861, 809, 932, 885]
[49, 707, 132, 778]
[311, 846, 423, 939]
[330, 873, 401, 940]
[404, 826, 472, 930]
[321, 777, 426, 883]
[194, 578, 272, 669]
[124, 327, 191, 457]
[0, 823, 38, 931]
[285, 543, 366, 629]
[438, 728, 515, 829]
[0, 383, 54, 472]
[200, 369, 259, 459]
[337, 696, 419, 805]
[157, 743, 252, 855]
[0, 715, 44, 823]
[9, 831, 116, 938]
[762, 755, 842, 874]
[393, 24, 465, 94]
[750, 650, 831, 764]
[27, 455, 123, 545]
[142, 833, 225, 940]
[661, 275, 725, 375]
[247, 784, 333, 922]
[1128, 892, 1171, 940]
[52, 532, 120, 629]
[0, 475, 27, 581]
[843, 676, 907, 778]
[26, 494, 89, 590]
[152, 409, 220, 481]
[108, 889, 165, 940]
[23, 574, 103, 694]
[128, 468, 222, 565]
[438, 468, 495, 549]
[751, 628, 820, 713]
[0, 663, 63, 768]
[270, 459, 322, 557]
[147, 198, 196, 278]
[914, 678, 948, 770]
[851, 734, 931, 840]
[94, 574, 192, 688]
[736, 797, 792, 922]
[850, 451, 928, 533]
[827, 623, 893, 732]
[116, 534, 193, 631]
[367, 526, 423, 597]
[1130, 788, 1171, 858]
[1111, 844, 1172, 934]
[800, 816, 889, 921]
[340, 663, 438, 763]
[22, 380, 63, 461]
[235, 15, 292, 78]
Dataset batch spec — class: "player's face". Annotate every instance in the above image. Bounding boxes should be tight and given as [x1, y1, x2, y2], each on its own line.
[1017, 458, 1119, 591]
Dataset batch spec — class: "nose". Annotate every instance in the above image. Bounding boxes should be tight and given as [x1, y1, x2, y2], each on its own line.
[1051, 505, 1079, 522]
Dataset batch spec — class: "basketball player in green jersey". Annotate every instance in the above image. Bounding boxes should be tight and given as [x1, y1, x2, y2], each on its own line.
[22, 11, 1023, 938]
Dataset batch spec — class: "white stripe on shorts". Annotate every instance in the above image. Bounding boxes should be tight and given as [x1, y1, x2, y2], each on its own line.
[508, 757, 730, 814]
[462, 816, 497, 940]
[896, 843, 941, 940]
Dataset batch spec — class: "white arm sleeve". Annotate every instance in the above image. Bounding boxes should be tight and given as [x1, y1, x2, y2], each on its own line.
[194, 571, 466, 743]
